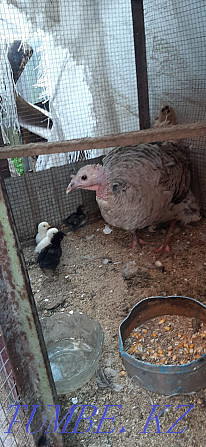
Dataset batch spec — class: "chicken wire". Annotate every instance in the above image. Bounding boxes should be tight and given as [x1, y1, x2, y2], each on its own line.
[0, 0, 205, 202]
[143, 0, 206, 213]
[4, 157, 102, 241]
[0, 0, 205, 207]
[0, 0, 139, 172]
[0, 1, 205, 441]
[0, 330, 34, 447]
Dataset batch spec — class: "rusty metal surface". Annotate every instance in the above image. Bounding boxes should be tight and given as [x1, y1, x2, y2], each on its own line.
[119, 296, 206, 395]
[0, 177, 64, 446]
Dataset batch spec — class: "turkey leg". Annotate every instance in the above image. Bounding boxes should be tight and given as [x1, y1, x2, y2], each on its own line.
[152, 219, 176, 258]
[128, 230, 150, 250]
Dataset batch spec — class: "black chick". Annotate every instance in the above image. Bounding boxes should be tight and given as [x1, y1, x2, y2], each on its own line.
[64, 205, 87, 232]
[37, 231, 65, 272]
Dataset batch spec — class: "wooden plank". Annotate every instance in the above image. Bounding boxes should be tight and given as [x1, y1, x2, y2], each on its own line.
[0, 122, 206, 159]
[131, 0, 150, 129]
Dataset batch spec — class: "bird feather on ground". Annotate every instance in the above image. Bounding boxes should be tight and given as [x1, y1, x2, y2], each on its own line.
[35, 227, 58, 253]
[66, 118, 201, 257]
[37, 231, 65, 272]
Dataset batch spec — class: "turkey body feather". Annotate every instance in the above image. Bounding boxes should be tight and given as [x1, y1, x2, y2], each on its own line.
[98, 143, 199, 231]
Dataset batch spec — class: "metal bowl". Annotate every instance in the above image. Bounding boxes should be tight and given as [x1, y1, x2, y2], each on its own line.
[119, 296, 206, 395]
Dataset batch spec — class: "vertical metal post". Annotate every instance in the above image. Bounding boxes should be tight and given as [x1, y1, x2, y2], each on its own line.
[0, 177, 64, 446]
[131, 0, 150, 129]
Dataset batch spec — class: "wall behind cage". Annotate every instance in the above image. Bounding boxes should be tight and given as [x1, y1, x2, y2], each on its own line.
[5, 157, 102, 242]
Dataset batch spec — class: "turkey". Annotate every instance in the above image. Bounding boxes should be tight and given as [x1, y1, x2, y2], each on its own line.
[66, 142, 201, 256]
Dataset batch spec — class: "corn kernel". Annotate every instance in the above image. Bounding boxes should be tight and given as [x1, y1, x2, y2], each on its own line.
[142, 329, 148, 334]
[159, 318, 166, 324]
[172, 355, 177, 361]
[165, 326, 171, 331]
[152, 332, 157, 337]
[200, 333, 206, 338]
[167, 346, 173, 351]
[189, 344, 194, 349]
[120, 371, 126, 376]
[158, 349, 163, 355]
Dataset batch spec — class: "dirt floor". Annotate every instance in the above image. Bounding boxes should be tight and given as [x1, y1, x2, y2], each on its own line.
[24, 217, 206, 447]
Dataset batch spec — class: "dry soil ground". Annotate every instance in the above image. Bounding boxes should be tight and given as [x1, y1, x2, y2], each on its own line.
[23, 217, 206, 447]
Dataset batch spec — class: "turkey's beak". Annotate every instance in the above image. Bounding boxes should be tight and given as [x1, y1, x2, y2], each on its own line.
[66, 181, 76, 194]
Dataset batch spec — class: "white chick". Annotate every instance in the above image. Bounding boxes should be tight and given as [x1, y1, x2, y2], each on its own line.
[36, 222, 51, 245]
[35, 228, 58, 253]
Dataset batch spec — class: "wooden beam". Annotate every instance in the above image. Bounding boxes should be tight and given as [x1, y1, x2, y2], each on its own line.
[0, 121, 206, 159]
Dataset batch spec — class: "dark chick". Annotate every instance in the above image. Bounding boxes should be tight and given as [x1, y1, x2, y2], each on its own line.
[64, 205, 87, 232]
[37, 231, 65, 272]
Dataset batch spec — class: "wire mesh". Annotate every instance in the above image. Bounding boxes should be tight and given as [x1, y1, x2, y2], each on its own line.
[0, 0, 205, 225]
[4, 156, 102, 241]
[0, 0, 139, 173]
[0, 0, 206, 442]
[0, 330, 34, 447]
[143, 0, 206, 213]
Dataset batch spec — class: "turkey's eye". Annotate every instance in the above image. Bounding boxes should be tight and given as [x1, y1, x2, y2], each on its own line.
[81, 175, 87, 180]
[112, 183, 119, 192]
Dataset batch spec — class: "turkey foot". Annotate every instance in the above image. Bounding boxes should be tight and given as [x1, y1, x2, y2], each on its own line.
[152, 220, 176, 259]
[128, 230, 150, 250]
